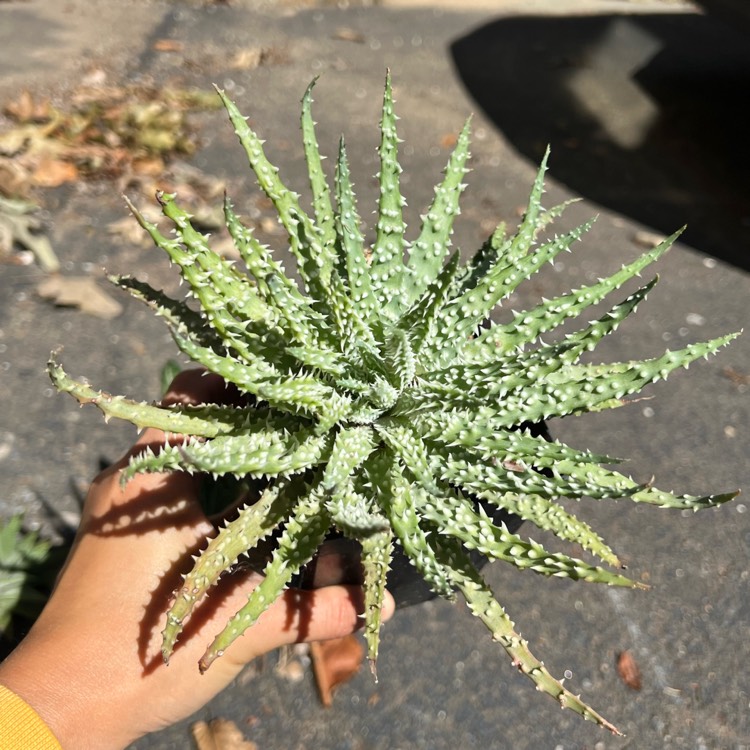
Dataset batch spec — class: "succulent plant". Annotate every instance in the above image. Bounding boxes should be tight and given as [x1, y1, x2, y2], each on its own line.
[0, 515, 68, 642]
[49, 73, 739, 734]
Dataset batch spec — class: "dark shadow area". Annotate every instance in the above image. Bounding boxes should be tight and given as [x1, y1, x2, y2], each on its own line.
[698, 0, 750, 28]
[451, 12, 750, 271]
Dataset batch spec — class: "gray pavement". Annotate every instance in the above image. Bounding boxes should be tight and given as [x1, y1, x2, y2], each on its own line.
[1, 1, 749, 748]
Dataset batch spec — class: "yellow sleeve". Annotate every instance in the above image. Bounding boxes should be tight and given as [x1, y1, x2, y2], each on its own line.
[0, 684, 63, 749]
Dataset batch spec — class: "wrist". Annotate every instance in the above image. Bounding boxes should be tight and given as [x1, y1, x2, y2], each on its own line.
[0, 683, 63, 749]
[0, 616, 140, 750]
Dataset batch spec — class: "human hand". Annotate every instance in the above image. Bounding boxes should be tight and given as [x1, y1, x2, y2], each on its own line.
[0, 370, 395, 749]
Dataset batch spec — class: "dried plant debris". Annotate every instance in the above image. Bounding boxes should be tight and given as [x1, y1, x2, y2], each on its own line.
[0, 82, 220, 270]
[228, 47, 268, 71]
[616, 650, 642, 691]
[37, 275, 123, 319]
[153, 39, 184, 53]
[722, 365, 750, 388]
[0, 83, 220, 199]
[274, 643, 307, 683]
[311, 634, 365, 707]
[0, 196, 58, 271]
[332, 27, 366, 44]
[191, 718, 258, 750]
[109, 161, 228, 249]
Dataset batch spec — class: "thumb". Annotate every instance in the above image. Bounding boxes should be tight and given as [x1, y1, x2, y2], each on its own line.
[278, 584, 397, 646]
[212, 583, 396, 667]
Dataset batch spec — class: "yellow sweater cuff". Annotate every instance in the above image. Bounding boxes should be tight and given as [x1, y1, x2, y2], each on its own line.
[0, 684, 63, 750]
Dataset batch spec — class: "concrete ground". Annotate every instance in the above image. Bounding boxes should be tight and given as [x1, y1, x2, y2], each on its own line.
[1, 1, 748, 748]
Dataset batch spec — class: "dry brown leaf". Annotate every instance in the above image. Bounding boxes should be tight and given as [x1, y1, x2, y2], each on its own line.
[108, 215, 154, 247]
[274, 644, 307, 683]
[153, 39, 184, 53]
[259, 216, 282, 235]
[0, 82, 218, 198]
[31, 158, 79, 187]
[191, 718, 257, 750]
[69, 84, 124, 109]
[210, 234, 241, 260]
[0, 196, 59, 271]
[131, 156, 165, 176]
[722, 365, 750, 387]
[0, 126, 36, 157]
[169, 161, 226, 200]
[229, 48, 264, 70]
[4, 90, 51, 123]
[616, 650, 642, 691]
[80, 68, 107, 87]
[332, 27, 366, 44]
[37, 276, 122, 319]
[4, 90, 34, 121]
[0, 158, 32, 199]
[440, 132, 458, 149]
[633, 230, 666, 249]
[310, 634, 364, 707]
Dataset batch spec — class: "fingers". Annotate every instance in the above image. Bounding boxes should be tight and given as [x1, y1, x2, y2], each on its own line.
[231, 584, 396, 660]
[84, 368, 223, 520]
[133, 368, 227, 450]
[96, 368, 224, 497]
[87, 367, 399, 665]
[159, 368, 228, 408]
[284, 584, 396, 644]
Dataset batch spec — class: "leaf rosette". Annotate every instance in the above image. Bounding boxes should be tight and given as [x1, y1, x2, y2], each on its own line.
[50, 73, 740, 734]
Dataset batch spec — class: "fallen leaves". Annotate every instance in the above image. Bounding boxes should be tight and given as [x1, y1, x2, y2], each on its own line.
[633, 230, 667, 249]
[0, 81, 220, 200]
[107, 214, 156, 247]
[108, 159, 233, 254]
[191, 719, 257, 750]
[4, 89, 51, 123]
[332, 27, 366, 44]
[274, 644, 307, 683]
[310, 634, 365, 707]
[0, 80, 223, 269]
[153, 39, 184, 53]
[31, 157, 79, 188]
[123, 159, 226, 212]
[0, 196, 58, 271]
[616, 650, 642, 691]
[37, 276, 123, 319]
[229, 48, 265, 70]
[722, 365, 750, 388]
[439, 132, 459, 150]
[185, 636, 366, 748]
[0, 159, 29, 199]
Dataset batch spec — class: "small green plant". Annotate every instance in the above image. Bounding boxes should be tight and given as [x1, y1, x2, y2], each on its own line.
[0, 515, 68, 643]
[49, 74, 739, 733]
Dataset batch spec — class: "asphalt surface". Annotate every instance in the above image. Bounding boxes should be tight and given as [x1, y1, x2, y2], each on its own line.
[1, 1, 749, 748]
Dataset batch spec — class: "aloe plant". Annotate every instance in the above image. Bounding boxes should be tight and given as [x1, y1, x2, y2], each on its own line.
[49, 74, 740, 734]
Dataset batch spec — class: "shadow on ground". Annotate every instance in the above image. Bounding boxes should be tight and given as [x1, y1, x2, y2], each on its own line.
[451, 11, 750, 271]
